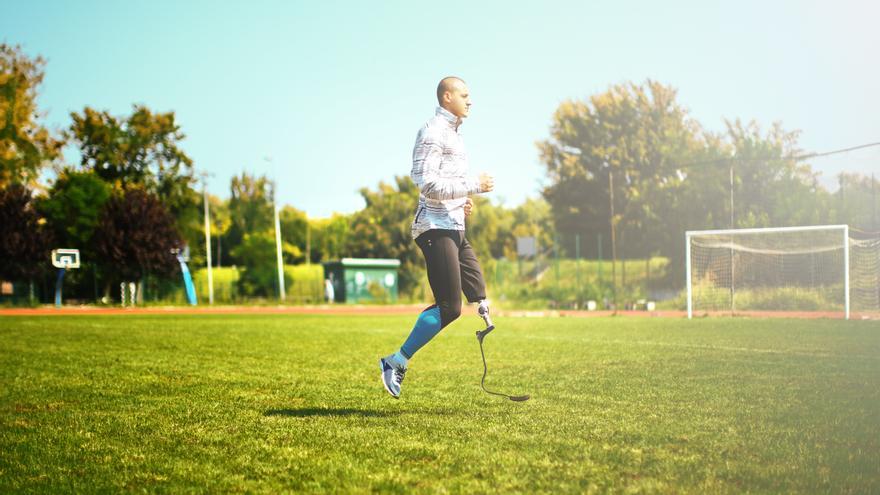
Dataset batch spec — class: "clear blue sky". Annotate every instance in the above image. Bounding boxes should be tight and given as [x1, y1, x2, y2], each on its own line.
[3, 0, 878, 217]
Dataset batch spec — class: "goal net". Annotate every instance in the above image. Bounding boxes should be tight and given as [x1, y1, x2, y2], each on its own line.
[850, 233, 880, 315]
[687, 225, 856, 318]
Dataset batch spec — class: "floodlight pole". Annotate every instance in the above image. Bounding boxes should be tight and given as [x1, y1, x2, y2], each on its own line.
[265, 157, 286, 302]
[608, 164, 617, 310]
[274, 198, 286, 301]
[202, 177, 214, 305]
[844, 225, 850, 320]
[305, 212, 310, 266]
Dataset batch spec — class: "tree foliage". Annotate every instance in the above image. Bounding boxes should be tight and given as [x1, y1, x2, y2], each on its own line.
[93, 188, 182, 281]
[68, 106, 192, 188]
[347, 176, 420, 293]
[279, 206, 308, 264]
[310, 214, 350, 264]
[67, 105, 202, 270]
[231, 231, 284, 298]
[538, 80, 842, 287]
[537, 80, 702, 259]
[834, 173, 880, 232]
[0, 44, 64, 186]
[205, 192, 232, 267]
[0, 184, 53, 281]
[224, 172, 274, 266]
[39, 169, 111, 259]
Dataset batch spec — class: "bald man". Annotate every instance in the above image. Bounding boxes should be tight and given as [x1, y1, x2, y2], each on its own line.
[379, 77, 495, 399]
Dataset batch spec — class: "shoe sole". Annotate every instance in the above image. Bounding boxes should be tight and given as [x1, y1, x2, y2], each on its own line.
[379, 358, 400, 399]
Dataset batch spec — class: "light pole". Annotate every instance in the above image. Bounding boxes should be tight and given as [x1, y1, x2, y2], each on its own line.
[604, 158, 617, 311]
[265, 156, 286, 302]
[200, 172, 214, 305]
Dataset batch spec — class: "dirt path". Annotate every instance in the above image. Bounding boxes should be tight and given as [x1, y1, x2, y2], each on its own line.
[2, 306, 872, 319]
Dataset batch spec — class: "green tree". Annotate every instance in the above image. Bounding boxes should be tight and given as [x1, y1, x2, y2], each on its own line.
[0, 44, 64, 186]
[310, 214, 351, 264]
[224, 172, 274, 266]
[537, 81, 834, 292]
[69, 106, 193, 188]
[37, 170, 112, 300]
[231, 231, 288, 298]
[833, 172, 879, 231]
[722, 119, 828, 229]
[222, 172, 287, 297]
[205, 192, 232, 267]
[39, 169, 111, 256]
[347, 176, 419, 294]
[510, 198, 554, 257]
[67, 105, 200, 237]
[465, 196, 512, 260]
[279, 205, 308, 264]
[537, 80, 704, 261]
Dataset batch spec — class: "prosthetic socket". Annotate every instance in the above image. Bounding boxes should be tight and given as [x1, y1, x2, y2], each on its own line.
[478, 299, 493, 328]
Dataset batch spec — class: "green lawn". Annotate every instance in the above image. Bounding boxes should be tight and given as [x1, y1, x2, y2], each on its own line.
[1, 314, 878, 493]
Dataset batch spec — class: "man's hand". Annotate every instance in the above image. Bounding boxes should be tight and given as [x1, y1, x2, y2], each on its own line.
[479, 172, 495, 193]
[464, 197, 474, 217]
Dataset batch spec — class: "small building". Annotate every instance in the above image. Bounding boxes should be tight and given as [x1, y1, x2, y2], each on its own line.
[322, 258, 401, 304]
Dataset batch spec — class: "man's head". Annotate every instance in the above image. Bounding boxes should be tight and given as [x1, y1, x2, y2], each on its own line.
[436, 76, 471, 119]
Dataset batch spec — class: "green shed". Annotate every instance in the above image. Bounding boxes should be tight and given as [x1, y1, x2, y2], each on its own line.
[322, 258, 401, 304]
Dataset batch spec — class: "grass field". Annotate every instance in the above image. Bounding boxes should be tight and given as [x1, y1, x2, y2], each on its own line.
[1, 313, 878, 493]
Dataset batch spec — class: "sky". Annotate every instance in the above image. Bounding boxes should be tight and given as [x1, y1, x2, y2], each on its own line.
[3, 0, 878, 217]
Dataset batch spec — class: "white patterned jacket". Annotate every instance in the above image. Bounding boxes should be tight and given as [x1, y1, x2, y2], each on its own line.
[410, 106, 483, 239]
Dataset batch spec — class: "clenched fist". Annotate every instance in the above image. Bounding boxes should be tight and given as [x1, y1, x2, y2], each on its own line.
[479, 173, 494, 193]
[464, 197, 474, 217]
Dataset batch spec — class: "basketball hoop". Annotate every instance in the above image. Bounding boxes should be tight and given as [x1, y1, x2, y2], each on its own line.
[51, 249, 80, 308]
[51, 249, 81, 269]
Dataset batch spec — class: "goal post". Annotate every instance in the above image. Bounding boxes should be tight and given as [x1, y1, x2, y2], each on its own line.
[686, 225, 851, 319]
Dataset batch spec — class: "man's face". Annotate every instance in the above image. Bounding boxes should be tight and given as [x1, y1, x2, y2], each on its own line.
[444, 80, 471, 119]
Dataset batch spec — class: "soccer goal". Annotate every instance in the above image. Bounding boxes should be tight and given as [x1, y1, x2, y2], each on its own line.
[686, 225, 853, 319]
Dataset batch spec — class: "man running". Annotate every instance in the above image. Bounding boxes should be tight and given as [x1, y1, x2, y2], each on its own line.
[379, 76, 495, 399]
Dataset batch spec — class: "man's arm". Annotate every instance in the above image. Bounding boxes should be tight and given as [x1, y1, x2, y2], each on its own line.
[411, 129, 483, 201]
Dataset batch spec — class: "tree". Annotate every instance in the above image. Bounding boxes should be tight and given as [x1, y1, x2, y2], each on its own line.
[67, 105, 200, 248]
[279, 205, 308, 264]
[465, 196, 513, 260]
[221, 172, 289, 297]
[537, 80, 704, 261]
[537, 80, 833, 290]
[68, 106, 193, 189]
[36, 170, 112, 299]
[231, 231, 286, 298]
[0, 44, 64, 186]
[93, 188, 182, 284]
[833, 172, 879, 231]
[310, 214, 351, 264]
[0, 184, 53, 284]
[509, 198, 554, 257]
[205, 192, 232, 267]
[39, 169, 111, 257]
[722, 119, 827, 229]
[347, 176, 419, 294]
[224, 172, 274, 266]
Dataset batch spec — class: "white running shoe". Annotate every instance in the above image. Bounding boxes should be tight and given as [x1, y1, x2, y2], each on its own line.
[379, 354, 407, 399]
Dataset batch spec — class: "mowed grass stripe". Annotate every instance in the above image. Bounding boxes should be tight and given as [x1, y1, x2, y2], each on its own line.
[0, 314, 878, 493]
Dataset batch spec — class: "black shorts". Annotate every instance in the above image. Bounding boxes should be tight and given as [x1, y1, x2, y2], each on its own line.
[415, 229, 487, 328]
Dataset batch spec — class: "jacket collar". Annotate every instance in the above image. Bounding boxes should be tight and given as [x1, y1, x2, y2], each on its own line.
[435, 106, 462, 130]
